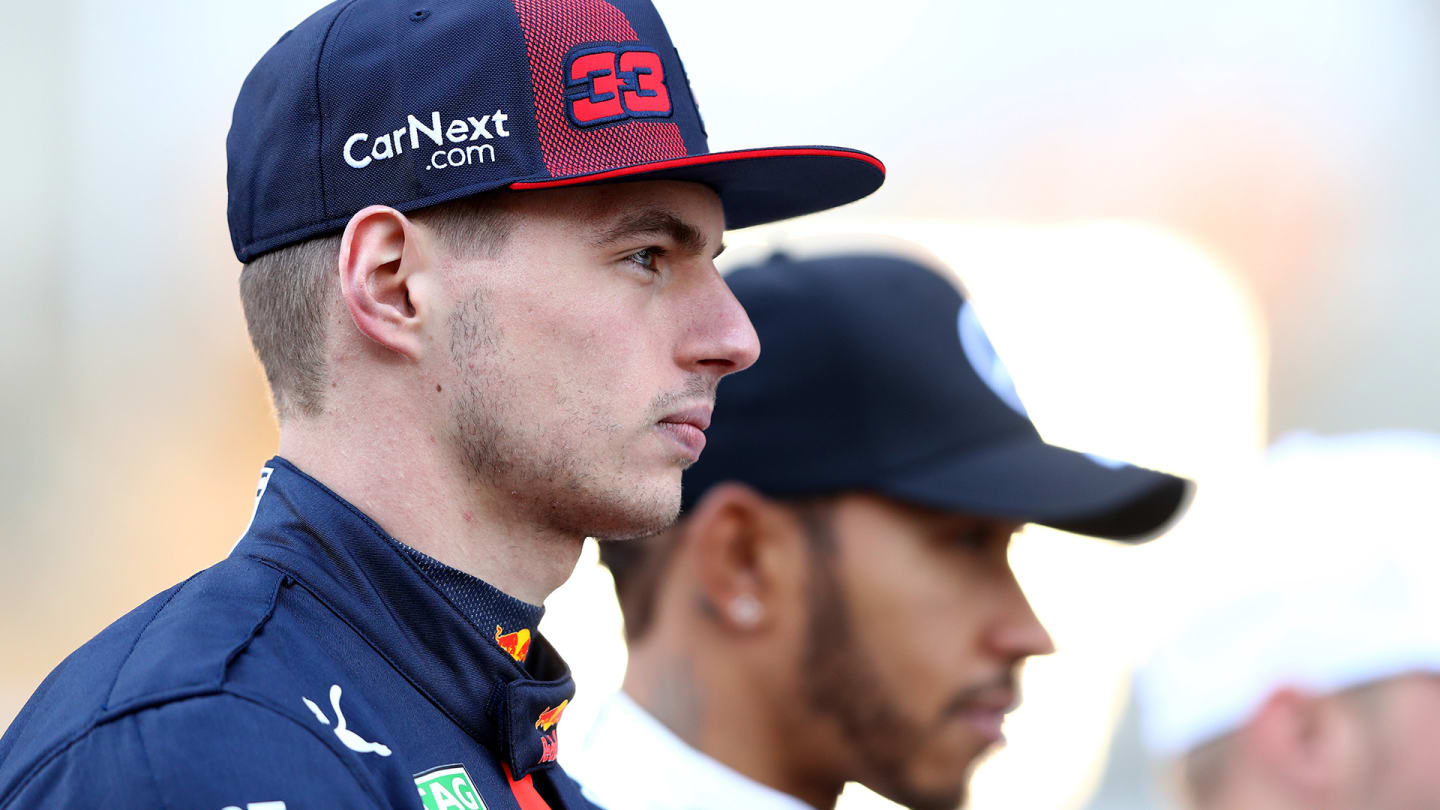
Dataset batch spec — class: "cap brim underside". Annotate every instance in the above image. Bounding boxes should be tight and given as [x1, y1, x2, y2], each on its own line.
[876, 437, 1195, 543]
[508, 146, 886, 229]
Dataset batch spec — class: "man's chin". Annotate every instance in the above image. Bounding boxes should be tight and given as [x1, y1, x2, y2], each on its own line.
[589, 514, 677, 542]
[575, 482, 681, 541]
[865, 749, 984, 810]
[871, 781, 969, 810]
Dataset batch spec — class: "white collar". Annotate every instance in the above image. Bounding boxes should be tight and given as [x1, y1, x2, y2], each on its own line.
[565, 691, 818, 810]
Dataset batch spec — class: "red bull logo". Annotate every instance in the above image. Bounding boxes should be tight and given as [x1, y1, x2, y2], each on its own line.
[534, 700, 568, 732]
[538, 728, 559, 764]
[495, 625, 531, 663]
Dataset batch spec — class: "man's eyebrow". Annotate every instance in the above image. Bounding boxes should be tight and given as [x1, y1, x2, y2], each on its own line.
[592, 209, 715, 256]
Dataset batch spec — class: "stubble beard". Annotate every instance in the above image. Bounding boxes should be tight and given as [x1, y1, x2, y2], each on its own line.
[800, 521, 972, 810]
[447, 289, 681, 541]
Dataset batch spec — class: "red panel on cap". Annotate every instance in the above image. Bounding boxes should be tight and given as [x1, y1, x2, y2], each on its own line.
[508, 147, 888, 189]
[513, 0, 687, 178]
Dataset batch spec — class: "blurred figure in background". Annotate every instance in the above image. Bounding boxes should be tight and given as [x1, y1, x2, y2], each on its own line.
[1137, 432, 1440, 810]
[570, 251, 1192, 810]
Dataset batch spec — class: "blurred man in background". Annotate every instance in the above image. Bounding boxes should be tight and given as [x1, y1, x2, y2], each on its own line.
[0, 0, 883, 807]
[1137, 432, 1440, 810]
[571, 251, 1192, 810]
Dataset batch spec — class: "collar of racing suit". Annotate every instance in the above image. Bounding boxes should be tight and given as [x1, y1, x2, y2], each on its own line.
[233, 456, 575, 780]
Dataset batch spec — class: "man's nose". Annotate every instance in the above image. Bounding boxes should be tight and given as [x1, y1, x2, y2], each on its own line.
[681, 269, 761, 377]
[986, 581, 1057, 660]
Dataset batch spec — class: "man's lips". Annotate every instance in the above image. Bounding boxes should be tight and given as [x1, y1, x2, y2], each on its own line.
[656, 405, 712, 461]
[958, 707, 1007, 744]
[949, 685, 1019, 745]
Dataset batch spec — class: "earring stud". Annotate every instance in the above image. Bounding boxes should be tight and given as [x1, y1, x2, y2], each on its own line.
[729, 593, 762, 627]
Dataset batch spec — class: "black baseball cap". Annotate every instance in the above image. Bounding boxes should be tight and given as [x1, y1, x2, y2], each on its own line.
[226, 0, 884, 262]
[684, 252, 1193, 542]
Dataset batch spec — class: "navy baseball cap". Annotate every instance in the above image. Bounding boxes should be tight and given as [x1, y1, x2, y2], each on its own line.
[684, 252, 1194, 542]
[226, 0, 886, 262]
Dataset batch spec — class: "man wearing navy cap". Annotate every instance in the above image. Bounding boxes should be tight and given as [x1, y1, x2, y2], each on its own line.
[0, 1, 882, 808]
[574, 251, 1191, 810]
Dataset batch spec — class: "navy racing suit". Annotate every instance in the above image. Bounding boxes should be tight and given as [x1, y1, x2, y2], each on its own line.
[0, 457, 597, 810]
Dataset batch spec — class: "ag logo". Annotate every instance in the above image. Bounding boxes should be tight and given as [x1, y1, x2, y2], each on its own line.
[414, 764, 487, 810]
[565, 44, 672, 127]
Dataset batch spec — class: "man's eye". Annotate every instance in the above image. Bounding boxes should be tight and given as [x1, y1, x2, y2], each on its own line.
[954, 528, 1008, 554]
[625, 247, 663, 273]
[955, 530, 989, 550]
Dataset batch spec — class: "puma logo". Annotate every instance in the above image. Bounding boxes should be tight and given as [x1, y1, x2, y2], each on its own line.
[302, 683, 392, 757]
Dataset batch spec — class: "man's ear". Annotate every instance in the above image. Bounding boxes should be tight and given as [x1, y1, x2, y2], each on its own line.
[337, 205, 434, 359]
[685, 483, 809, 635]
[1245, 688, 1351, 799]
